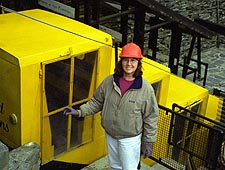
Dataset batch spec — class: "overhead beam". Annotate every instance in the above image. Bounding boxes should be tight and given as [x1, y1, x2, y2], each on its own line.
[194, 18, 225, 36]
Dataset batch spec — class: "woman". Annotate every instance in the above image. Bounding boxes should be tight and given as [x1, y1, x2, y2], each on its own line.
[64, 43, 159, 170]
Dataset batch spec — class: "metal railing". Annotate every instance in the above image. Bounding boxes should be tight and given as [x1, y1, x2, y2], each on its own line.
[147, 104, 225, 170]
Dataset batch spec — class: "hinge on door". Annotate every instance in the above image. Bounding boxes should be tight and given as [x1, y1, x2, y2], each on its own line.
[39, 69, 43, 79]
[60, 47, 73, 57]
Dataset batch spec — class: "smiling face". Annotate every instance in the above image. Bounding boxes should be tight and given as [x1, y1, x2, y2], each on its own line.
[122, 58, 139, 79]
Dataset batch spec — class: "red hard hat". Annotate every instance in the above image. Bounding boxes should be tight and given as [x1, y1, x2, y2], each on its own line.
[119, 43, 143, 59]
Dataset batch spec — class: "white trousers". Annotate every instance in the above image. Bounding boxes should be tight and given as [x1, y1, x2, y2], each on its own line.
[106, 133, 142, 170]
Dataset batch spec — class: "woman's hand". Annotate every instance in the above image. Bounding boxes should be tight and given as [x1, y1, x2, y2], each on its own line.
[63, 107, 79, 117]
[141, 143, 153, 159]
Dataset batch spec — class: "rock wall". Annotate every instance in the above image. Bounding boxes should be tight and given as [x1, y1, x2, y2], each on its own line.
[0, 141, 41, 170]
[0, 141, 9, 170]
[152, 0, 225, 58]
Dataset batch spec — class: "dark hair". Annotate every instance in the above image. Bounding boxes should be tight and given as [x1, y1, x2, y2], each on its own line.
[114, 59, 143, 78]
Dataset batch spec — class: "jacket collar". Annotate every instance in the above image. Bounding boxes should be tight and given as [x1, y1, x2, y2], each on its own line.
[113, 74, 142, 89]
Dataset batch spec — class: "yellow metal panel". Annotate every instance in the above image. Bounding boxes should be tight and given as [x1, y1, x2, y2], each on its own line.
[142, 57, 171, 106]
[0, 50, 21, 148]
[97, 45, 114, 84]
[167, 74, 209, 111]
[0, 9, 112, 67]
[41, 117, 54, 164]
[40, 81, 55, 164]
[205, 94, 220, 120]
[20, 64, 41, 145]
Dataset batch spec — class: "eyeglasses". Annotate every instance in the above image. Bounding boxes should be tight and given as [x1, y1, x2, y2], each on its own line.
[122, 58, 138, 64]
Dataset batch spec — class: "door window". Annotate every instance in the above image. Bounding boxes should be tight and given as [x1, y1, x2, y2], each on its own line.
[43, 51, 98, 156]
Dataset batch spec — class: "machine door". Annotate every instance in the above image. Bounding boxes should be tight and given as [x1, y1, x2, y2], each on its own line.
[41, 51, 98, 163]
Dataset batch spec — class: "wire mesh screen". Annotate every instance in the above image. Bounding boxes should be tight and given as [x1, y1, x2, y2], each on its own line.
[152, 108, 171, 159]
[150, 104, 225, 170]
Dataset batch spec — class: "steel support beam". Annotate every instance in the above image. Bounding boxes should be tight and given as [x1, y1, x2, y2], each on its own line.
[133, 4, 145, 51]
[169, 26, 182, 74]
[148, 17, 159, 60]
[120, 0, 129, 46]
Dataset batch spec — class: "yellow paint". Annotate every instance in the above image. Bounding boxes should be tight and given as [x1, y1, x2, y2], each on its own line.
[205, 94, 220, 120]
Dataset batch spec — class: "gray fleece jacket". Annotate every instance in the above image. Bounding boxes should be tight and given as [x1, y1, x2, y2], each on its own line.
[78, 74, 159, 143]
